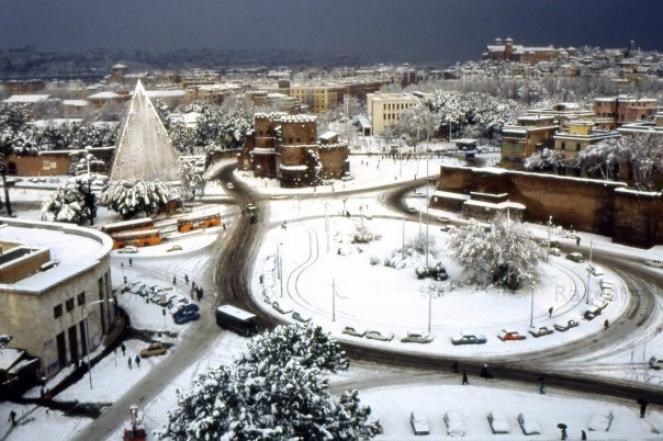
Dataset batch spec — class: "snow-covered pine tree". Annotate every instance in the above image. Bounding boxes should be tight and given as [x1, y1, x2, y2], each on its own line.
[163, 324, 380, 441]
[99, 179, 171, 219]
[447, 214, 544, 290]
[41, 176, 95, 225]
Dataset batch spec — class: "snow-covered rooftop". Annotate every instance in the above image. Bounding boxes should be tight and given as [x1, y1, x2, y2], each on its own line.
[0, 348, 23, 370]
[62, 99, 89, 107]
[88, 91, 122, 100]
[145, 89, 186, 99]
[3, 94, 50, 104]
[0, 217, 112, 294]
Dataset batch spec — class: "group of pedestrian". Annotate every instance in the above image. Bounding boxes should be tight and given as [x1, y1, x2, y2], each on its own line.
[121, 343, 142, 370]
[189, 280, 204, 301]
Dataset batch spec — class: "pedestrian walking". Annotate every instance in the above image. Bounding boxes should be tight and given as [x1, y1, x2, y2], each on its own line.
[135, 355, 141, 368]
[121, 262, 124, 271]
[9, 409, 16, 426]
[128, 356, 132, 369]
[639, 399, 648, 418]
[222, 223, 226, 231]
[580, 429, 587, 440]
[184, 274, 189, 284]
[40, 385, 45, 400]
[538, 376, 546, 395]
[461, 371, 469, 385]
[172, 275, 177, 285]
[121, 343, 126, 356]
[604, 319, 610, 330]
[129, 258, 133, 267]
[199, 287, 204, 299]
[548, 306, 553, 318]
[576, 236, 581, 246]
[560, 427, 567, 440]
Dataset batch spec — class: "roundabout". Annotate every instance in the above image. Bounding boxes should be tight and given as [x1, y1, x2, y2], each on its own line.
[252, 215, 630, 359]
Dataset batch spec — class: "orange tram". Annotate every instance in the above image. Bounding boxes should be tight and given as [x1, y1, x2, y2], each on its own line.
[177, 212, 221, 233]
[111, 228, 161, 249]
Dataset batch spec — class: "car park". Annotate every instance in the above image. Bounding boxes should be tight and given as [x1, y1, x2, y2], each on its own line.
[365, 330, 394, 341]
[118, 246, 138, 254]
[451, 334, 487, 345]
[566, 252, 585, 263]
[342, 326, 366, 338]
[401, 332, 433, 344]
[488, 411, 510, 434]
[271, 301, 293, 315]
[444, 411, 466, 437]
[139, 343, 167, 358]
[588, 409, 614, 431]
[410, 412, 430, 436]
[517, 412, 541, 435]
[554, 320, 579, 332]
[291, 311, 311, 323]
[497, 329, 526, 341]
[529, 326, 554, 338]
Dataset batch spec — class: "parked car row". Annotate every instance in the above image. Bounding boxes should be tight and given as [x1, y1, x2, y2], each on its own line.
[409, 408, 614, 437]
[409, 410, 542, 437]
[341, 326, 422, 343]
[584, 279, 614, 320]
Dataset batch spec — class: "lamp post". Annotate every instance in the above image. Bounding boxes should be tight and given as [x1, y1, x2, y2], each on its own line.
[81, 298, 115, 390]
[529, 281, 536, 328]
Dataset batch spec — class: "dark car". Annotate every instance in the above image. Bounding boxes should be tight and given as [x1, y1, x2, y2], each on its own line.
[173, 308, 201, 324]
[451, 334, 487, 345]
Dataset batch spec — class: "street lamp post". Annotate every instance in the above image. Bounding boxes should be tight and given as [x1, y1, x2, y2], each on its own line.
[81, 298, 115, 390]
[332, 278, 336, 322]
[529, 281, 535, 328]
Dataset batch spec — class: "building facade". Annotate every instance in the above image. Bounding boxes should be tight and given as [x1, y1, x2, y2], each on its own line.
[366, 92, 419, 136]
[553, 120, 621, 160]
[0, 218, 114, 378]
[501, 115, 559, 167]
[593, 96, 657, 129]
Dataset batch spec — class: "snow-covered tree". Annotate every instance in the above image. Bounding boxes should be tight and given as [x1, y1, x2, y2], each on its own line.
[574, 134, 663, 190]
[523, 148, 567, 173]
[447, 215, 544, 290]
[99, 179, 171, 219]
[179, 159, 205, 201]
[389, 105, 437, 146]
[164, 324, 380, 441]
[41, 176, 95, 225]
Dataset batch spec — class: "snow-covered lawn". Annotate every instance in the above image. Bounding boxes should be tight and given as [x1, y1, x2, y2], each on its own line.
[253, 217, 629, 358]
[364, 383, 663, 440]
[0, 403, 90, 441]
[234, 155, 464, 196]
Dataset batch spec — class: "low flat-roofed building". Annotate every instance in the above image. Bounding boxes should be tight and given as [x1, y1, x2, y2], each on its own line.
[501, 115, 559, 166]
[0, 218, 114, 378]
[593, 95, 657, 129]
[366, 92, 419, 136]
[553, 120, 620, 160]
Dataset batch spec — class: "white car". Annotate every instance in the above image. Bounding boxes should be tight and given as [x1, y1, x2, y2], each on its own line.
[588, 410, 614, 431]
[644, 259, 663, 269]
[226, 182, 234, 190]
[118, 246, 138, 254]
[649, 356, 663, 370]
[517, 412, 541, 435]
[548, 247, 561, 256]
[365, 330, 394, 341]
[444, 411, 466, 437]
[410, 412, 430, 436]
[488, 411, 510, 434]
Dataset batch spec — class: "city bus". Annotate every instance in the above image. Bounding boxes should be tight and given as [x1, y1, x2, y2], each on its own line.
[176, 212, 221, 233]
[215, 304, 258, 336]
[111, 228, 161, 249]
[101, 218, 155, 236]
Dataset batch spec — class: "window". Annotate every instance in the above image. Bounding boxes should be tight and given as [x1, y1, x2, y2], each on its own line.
[66, 298, 75, 312]
[561, 142, 566, 150]
[576, 143, 582, 151]
[53, 304, 63, 319]
[77, 292, 86, 306]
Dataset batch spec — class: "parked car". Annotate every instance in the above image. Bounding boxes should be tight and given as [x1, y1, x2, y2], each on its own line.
[272, 301, 293, 315]
[410, 412, 430, 436]
[599, 280, 614, 289]
[437, 215, 451, 224]
[554, 320, 579, 332]
[365, 330, 394, 342]
[566, 252, 585, 263]
[291, 311, 311, 323]
[139, 343, 167, 358]
[342, 326, 366, 338]
[401, 332, 434, 344]
[226, 182, 234, 190]
[548, 247, 561, 256]
[451, 334, 487, 345]
[173, 308, 200, 324]
[529, 326, 554, 338]
[404, 205, 418, 214]
[166, 245, 183, 252]
[444, 411, 466, 437]
[587, 263, 603, 277]
[644, 259, 663, 269]
[649, 356, 663, 370]
[118, 246, 138, 254]
[488, 411, 510, 434]
[412, 191, 426, 198]
[588, 410, 614, 431]
[497, 329, 526, 341]
[171, 303, 199, 316]
[583, 310, 598, 321]
[517, 412, 541, 436]
[440, 225, 452, 232]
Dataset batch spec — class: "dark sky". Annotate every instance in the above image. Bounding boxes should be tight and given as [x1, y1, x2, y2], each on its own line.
[1, 0, 662, 62]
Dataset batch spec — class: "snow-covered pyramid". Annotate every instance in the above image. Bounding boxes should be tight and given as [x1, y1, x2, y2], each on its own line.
[110, 80, 180, 182]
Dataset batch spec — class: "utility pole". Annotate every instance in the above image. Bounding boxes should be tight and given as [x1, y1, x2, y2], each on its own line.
[425, 133, 430, 268]
[332, 278, 336, 322]
[402, 219, 405, 260]
[427, 290, 432, 334]
[529, 282, 535, 328]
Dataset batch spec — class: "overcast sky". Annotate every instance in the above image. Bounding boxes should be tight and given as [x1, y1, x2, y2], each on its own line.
[1, 0, 662, 62]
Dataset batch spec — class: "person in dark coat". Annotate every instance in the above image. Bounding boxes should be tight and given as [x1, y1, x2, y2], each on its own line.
[121, 343, 126, 356]
[135, 355, 141, 368]
[128, 356, 132, 369]
[461, 371, 469, 385]
[639, 399, 648, 418]
[581, 429, 587, 440]
[8, 410, 16, 426]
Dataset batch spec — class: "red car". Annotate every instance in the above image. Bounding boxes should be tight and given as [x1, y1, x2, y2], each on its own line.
[497, 329, 526, 341]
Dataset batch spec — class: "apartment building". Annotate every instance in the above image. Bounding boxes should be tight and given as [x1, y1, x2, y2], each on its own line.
[593, 96, 657, 129]
[501, 115, 559, 166]
[553, 120, 620, 160]
[366, 92, 419, 136]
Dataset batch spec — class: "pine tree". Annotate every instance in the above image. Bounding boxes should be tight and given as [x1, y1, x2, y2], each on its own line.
[99, 179, 171, 219]
[41, 176, 95, 225]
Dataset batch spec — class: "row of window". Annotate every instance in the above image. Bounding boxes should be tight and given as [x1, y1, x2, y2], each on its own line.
[53, 292, 86, 318]
[559, 141, 582, 152]
[384, 113, 402, 121]
[382, 102, 414, 111]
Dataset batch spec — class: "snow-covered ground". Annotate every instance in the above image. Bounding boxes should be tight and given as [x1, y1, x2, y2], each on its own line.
[0, 403, 90, 441]
[364, 382, 663, 440]
[252, 217, 628, 358]
[234, 155, 464, 196]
